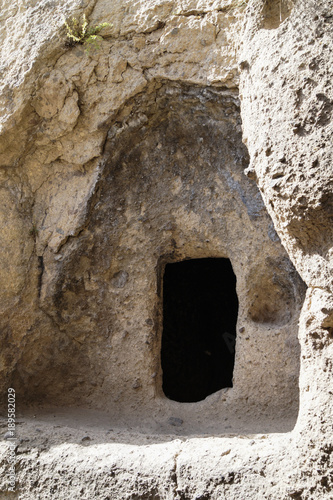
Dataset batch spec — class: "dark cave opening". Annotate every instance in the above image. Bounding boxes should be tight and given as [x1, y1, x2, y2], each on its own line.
[161, 258, 239, 403]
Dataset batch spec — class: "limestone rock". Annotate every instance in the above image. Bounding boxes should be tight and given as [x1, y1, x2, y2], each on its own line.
[0, 0, 332, 499]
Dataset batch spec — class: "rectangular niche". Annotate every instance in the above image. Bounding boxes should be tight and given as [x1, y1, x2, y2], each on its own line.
[161, 258, 239, 403]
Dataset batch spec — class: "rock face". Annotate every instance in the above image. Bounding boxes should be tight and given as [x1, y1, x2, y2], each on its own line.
[0, 0, 332, 499]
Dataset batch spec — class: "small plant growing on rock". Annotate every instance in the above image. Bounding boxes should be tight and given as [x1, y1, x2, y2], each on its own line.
[64, 14, 112, 52]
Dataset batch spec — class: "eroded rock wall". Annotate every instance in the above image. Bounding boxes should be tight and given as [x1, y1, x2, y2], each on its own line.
[237, 0, 333, 496]
[0, 0, 332, 498]
[0, 0, 243, 406]
[0, 0, 306, 424]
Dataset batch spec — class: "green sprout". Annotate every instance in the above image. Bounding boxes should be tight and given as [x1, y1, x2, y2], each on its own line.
[64, 14, 112, 53]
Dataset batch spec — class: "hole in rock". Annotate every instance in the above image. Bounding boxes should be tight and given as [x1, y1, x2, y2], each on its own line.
[161, 258, 238, 403]
[262, 0, 293, 30]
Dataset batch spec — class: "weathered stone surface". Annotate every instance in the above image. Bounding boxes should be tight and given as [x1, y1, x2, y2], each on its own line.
[0, 0, 332, 498]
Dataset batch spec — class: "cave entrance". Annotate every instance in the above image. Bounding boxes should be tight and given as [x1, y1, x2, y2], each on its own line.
[161, 258, 239, 403]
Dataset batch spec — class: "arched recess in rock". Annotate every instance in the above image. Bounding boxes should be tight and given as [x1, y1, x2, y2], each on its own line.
[36, 80, 306, 420]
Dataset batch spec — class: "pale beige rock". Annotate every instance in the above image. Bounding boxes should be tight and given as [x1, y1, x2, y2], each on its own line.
[32, 70, 71, 119]
[0, 188, 34, 314]
[0, 0, 332, 499]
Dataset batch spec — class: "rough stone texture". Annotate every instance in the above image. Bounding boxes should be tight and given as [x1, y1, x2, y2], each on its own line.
[0, 0, 332, 498]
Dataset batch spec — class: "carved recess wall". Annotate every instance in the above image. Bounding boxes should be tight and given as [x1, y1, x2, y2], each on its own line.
[1, 0, 332, 498]
[34, 83, 305, 429]
[0, 0, 306, 431]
